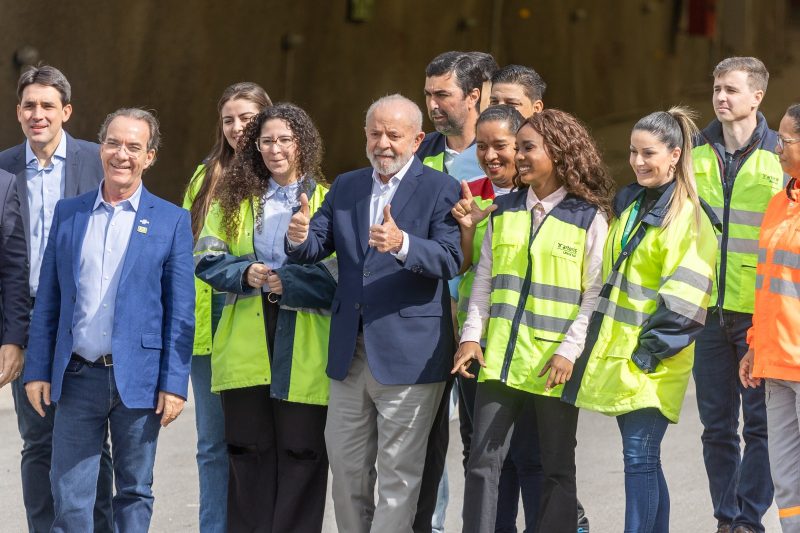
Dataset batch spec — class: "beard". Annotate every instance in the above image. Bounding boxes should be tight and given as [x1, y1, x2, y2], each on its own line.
[366, 147, 412, 177]
[429, 110, 463, 136]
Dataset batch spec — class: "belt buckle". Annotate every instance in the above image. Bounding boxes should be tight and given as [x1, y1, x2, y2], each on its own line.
[99, 354, 113, 367]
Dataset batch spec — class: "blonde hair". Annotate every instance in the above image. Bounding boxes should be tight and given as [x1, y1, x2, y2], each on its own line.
[632, 106, 701, 228]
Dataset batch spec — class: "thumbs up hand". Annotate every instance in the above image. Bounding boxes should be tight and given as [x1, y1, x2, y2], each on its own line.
[369, 204, 404, 253]
[287, 193, 310, 244]
[451, 180, 498, 229]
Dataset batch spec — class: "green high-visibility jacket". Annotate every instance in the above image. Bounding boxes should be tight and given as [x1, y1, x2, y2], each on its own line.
[194, 182, 334, 405]
[563, 182, 717, 422]
[693, 114, 786, 313]
[480, 189, 597, 396]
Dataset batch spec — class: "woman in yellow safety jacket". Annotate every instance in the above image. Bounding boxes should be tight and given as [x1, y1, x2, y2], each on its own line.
[194, 103, 333, 533]
[182, 81, 271, 533]
[453, 108, 614, 533]
[563, 107, 718, 533]
[740, 103, 800, 533]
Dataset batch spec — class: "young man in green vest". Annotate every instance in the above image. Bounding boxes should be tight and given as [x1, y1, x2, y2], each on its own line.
[692, 56, 786, 533]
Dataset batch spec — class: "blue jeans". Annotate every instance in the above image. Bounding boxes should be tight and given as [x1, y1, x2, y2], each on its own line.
[190, 355, 228, 533]
[50, 360, 161, 533]
[11, 361, 113, 533]
[693, 310, 772, 531]
[617, 408, 670, 533]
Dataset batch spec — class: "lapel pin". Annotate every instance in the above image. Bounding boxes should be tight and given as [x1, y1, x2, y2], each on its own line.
[139, 219, 150, 225]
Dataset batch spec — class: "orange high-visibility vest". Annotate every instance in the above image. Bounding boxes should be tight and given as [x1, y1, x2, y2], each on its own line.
[749, 178, 800, 381]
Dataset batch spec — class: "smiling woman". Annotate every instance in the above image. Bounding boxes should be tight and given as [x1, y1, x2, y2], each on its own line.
[194, 102, 335, 532]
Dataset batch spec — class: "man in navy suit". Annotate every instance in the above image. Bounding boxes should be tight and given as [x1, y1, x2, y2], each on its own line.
[23, 108, 195, 532]
[0, 169, 29, 388]
[286, 94, 462, 532]
[0, 64, 113, 533]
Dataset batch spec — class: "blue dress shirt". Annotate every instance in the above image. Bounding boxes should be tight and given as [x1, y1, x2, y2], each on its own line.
[26, 132, 67, 296]
[255, 178, 301, 270]
[72, 182, 142, 361]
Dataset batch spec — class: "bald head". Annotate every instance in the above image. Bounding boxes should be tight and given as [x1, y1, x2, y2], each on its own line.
[364, 94, 425, 180]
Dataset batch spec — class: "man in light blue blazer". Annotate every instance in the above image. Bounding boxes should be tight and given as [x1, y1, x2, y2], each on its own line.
[23, 108, 195, 532]
[0, 64, 113, 533]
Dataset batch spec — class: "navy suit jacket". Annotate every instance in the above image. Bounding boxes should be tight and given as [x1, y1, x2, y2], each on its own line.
[24, 186, 195, 409]
[0, 132, 104, 260]
[0, 170, 30, 346]
[286, 157, 462, 385]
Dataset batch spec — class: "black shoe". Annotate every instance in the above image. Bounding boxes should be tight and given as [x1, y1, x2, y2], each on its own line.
[715, 524, 732, 533]
[732, 526, 756, 533]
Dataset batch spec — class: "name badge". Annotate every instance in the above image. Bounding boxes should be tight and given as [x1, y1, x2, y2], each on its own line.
[137, 226, 148, 234]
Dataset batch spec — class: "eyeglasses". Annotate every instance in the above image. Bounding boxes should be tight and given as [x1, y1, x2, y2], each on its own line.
[102, 139, 145, 156]
[777, 136, 800, 150]
[256, 136, 294, 152]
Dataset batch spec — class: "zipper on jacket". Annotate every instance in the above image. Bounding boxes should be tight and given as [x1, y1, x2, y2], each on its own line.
[709, 136, 758, 327]
[499, 211, 547, 383]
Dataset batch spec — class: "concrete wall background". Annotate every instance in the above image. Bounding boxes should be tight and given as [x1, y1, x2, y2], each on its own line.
[0, 0, 793, 201]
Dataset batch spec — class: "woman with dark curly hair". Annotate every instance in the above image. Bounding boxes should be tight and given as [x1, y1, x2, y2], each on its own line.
[194, 103, 334, 533]
[562, 107, 718, 532]
[182, 81, 270, 533]
[453, 108, 613, 532]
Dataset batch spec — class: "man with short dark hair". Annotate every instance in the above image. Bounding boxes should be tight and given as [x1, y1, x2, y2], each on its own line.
[24, 108, 195, 532]
[489, 64, 547, 117]
[692, 56, 784, 533]
[0, 64, 113, 533]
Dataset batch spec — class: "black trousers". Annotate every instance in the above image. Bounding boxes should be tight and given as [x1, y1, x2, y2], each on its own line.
[220, 296, 328, 533]
[463, 380, 579, 533]
[221, 386, 328, 533]
[413, 377, 454, 533]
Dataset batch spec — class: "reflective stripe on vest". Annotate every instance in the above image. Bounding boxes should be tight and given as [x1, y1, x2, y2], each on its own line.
[481, 190, 596, 396]
[693, 143, 784, 313]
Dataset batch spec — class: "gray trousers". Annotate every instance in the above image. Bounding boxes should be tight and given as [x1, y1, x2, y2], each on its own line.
[766, 379, 800, 533]
[325, 335, 446, 533]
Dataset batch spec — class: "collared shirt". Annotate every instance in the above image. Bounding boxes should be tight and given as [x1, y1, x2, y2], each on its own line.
[460, 186, 609, 362]
[370, 155, 415, 262]
[443, 145, 459, 174]
[72, 182, 142, 361]
[26, 132, 67, 296]
[255, 178, 301, 270]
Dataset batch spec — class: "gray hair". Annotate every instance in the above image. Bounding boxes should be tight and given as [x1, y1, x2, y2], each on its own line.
[17, 65, 71, 105]
[365, 94, 423, 133]
[98, 108, 161, 152]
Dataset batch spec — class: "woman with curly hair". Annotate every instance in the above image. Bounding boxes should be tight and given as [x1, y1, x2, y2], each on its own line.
[562, 108, 718, 532]
[453, 108, 613, 532]
[182, 81, 270, 533]
[194, 103, 334, 533]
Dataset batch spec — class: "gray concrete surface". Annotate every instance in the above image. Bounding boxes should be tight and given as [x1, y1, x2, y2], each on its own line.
[0, 381, 781, 532]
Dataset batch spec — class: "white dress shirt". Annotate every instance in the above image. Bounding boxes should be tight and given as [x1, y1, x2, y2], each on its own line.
[460, 186, 609, 362]
[369, 155, 415, 261]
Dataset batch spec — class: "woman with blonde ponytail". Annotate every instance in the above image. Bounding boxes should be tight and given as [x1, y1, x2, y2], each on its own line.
[562, 107, 719, 532]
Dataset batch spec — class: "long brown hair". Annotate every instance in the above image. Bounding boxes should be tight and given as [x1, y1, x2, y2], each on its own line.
[185, 82, 271, 239]
[514, 109, 615, 215]
[216, 103, 325, 239]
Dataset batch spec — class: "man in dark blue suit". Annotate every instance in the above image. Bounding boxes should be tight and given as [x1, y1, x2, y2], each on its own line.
[23, 108, 195, 532]
[0, 169, 29, 388]
[286, 94, 462, 532]
[0, 64, 113, 533]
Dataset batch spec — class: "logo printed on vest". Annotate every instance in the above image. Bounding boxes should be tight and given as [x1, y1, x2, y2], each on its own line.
[760, 173, 780, 187]
[553, 241, 580, 262]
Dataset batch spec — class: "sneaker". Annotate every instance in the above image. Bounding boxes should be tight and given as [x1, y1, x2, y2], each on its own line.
[577, 529, 589, 533]
[716, 525, 732, 533]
